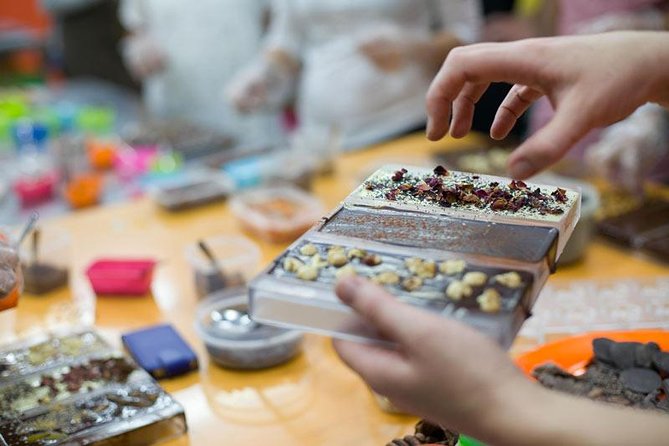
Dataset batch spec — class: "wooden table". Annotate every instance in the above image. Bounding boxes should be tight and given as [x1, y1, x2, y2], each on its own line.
[5, 132, 669, 445]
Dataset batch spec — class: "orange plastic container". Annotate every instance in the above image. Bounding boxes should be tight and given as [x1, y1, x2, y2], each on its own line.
[87, 139, 117, 170]
[516, 329, 669, 376]
[64, 173, 103, 209]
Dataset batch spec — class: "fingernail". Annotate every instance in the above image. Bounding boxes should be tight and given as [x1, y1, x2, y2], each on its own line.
[510, 159, 534, 179]
[425, 117, 433, 138]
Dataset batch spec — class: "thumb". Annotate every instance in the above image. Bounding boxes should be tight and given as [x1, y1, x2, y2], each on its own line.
[336, 276, 427, 344]
[508, 99, 590, 179]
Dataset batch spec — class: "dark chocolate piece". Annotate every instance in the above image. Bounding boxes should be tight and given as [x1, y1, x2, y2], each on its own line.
[610, 342, 641, 370]
[641, 234, 669, 263]
[620, 368, 662, 394]
[653, 351, 669, 375]
[321, 207, 559, 267]
[592, 338, 615, 366]
[635, 342, 660, 369]
[598, 201, 669, 247]
[21, 263, 68, 295]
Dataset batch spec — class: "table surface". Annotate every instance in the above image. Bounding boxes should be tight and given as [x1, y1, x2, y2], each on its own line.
[5, 132, 669, 446]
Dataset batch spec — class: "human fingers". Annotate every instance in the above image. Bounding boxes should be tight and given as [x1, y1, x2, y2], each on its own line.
[491, 84, 543, 140]
[427, 41, 545, 140]
[508, 96, 591, 178]
[450, 82, 490, 139]
[335, 276, 428, 343]
[333, 339, 410, 394]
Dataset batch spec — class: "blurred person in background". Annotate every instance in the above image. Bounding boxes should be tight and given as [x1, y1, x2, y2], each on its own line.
[119, 0, 282, 148]
[41, 0, 139, 91]
[227, 0, 482, 151]
[484, 0, 669, 190]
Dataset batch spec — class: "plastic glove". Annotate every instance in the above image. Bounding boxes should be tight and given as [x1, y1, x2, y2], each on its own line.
[121, 33, 167, 80]
[586, 104, 669, 192]
[0, 239, 19, 298]
[576, 9, 666, 34]
[226, 56, 296, 113]
[359, 36, 413, 72]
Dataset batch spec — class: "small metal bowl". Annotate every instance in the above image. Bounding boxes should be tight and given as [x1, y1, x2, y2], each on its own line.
[195, 288, 303, 370]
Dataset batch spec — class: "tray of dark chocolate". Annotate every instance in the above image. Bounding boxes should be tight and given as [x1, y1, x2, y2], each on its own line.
[250, 165, 579, 347]
[148, 170, 234, 211]
[534, 338, 669, 413]
[122, 119, 234, 161]
[597, 199, 669, 262]
[0, 331, 109, 379]
[0, 330, 186, 445]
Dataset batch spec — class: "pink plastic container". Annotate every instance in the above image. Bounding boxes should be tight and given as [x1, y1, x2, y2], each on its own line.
[85, 259, 156, 296]
[13, 172, 57, 206]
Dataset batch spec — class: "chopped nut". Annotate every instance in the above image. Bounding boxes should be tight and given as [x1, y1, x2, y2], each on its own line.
[445, 281, 472, 301]
[416, 260, 436, 279]
[477, 288, 502, 313]
[362, 253, 382, 266]
[296, 265, 319, 281]
[299, 243, 318, 256]
[405, 257, 423, 273]
[327, 250, 348, 267]
[439, 259, 466, 275]
[372, 271, 400, 285]
[402, 276, 423, 292]
[347, 248, 366, 259]
[494, 271, 523, 288]
[310, 255, 329, 269]
[335, 264, 357, 279]
[462, 271, 487, 287]
[283, 257, 304, 273]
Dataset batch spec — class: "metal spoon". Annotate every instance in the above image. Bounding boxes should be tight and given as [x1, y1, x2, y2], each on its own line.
[14, 212, 39, 249]
[210, 306, 257, 334]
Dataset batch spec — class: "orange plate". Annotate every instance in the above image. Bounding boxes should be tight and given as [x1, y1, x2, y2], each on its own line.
[516, 330, 669, 376]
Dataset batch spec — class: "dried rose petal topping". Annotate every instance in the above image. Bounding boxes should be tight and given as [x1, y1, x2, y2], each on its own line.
[433, 165, 448, 176]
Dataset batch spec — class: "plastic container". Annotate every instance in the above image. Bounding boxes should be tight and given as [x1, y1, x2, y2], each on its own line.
[195, 289, 303, 369]
[19, 229, 70, 295]
[184, 236, 260, 299]
[86, 137, 118, 170]
[520, 277, 669, 343]
[63, 172, 103, 209]
[13, 171, 57, 206]
[249, 165, 580, 347]
[230, 186, 325, 243]
[251, 232, 547, 349]
[85, 259, 156, 296]
[0, 329, 186, 445]
[149, 170, 233, 211]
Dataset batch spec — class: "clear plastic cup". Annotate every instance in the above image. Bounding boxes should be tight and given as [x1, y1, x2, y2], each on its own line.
[19, 229, 71, 295]
[184, 236, 261, 299]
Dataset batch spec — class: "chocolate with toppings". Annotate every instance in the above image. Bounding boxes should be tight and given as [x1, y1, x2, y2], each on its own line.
[359, 166, 576, 218]
[272, 241, 533, 314]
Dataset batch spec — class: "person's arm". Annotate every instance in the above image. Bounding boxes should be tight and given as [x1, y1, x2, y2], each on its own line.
[333, 276, 669, 445]
[425, 31, 669, 179]
[227, 0, 301, 113]
[359, 0, 481, 74]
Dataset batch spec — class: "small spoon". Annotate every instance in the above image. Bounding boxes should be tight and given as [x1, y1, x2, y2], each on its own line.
[14, 212, 39, 249]
[210, 306, 257, 334]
